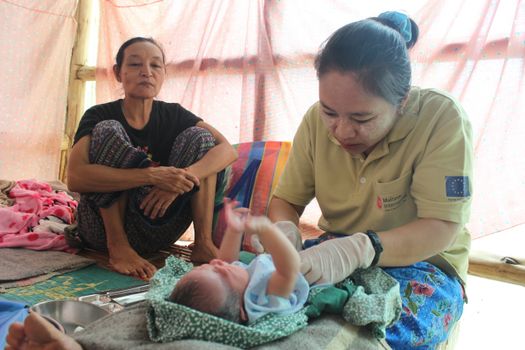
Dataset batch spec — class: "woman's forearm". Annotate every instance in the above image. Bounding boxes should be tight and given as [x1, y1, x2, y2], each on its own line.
[186, 143, 237, 180]
[268, 197, 304, 225]
[377, 218, 460, 267]
[67, 164, 153, 193]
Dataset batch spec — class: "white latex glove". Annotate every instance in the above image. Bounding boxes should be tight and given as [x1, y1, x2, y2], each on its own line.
[274, 221, 303, 252]
[250, 220, 303, 253]
[299, 232, 375, 285]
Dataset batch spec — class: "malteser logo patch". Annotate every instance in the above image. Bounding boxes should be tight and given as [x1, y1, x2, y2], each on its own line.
[376, 196, 383, 209]
[380, 193, 407, 212]
[445, 176, 470, 198]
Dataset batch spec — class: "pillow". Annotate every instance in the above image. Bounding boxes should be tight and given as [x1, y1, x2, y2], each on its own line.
[212, 141, 291, 252]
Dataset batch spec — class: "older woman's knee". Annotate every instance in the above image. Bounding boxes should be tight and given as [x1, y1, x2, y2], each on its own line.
[184, 126, 216, 151]
[91, 120, 128, 141]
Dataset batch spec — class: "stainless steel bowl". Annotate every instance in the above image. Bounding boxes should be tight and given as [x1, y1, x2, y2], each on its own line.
[31, 300, 110, 334]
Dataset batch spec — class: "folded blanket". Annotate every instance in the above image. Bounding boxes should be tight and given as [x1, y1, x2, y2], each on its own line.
[146, 256, 401, 348]
[74, 302, 390, 350]
[0, 179, 78, 252]
[0, 248, 94, 290]
[306, 267, 401, 338]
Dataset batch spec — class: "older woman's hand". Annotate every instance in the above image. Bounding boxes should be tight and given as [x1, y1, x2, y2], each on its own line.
[152, 166, 200, 194]
[299, 232, 375, 285]
[140, 186, 179, 219]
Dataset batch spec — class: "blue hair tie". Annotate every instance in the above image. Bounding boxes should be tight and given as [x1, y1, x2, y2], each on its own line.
[378, 11, 412, 43]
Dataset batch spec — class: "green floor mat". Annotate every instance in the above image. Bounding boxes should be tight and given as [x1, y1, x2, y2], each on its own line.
[0, 265, 145, 305]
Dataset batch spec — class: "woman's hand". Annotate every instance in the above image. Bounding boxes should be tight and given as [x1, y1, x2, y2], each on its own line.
[151, 166, 200, 194]
[140, 186, 178, 219]
[299, 232, 375, 285]
[224, 198, 249, 234]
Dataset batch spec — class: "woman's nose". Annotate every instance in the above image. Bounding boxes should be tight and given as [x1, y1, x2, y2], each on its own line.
[140, 66, 152, 77]
[334, 118, 357, 139]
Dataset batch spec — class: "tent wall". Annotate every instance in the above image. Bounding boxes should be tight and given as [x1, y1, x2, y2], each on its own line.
[1, 0, 523, 285]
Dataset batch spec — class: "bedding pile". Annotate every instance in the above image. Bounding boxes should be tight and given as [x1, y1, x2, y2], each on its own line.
[0, 179, 77, 252]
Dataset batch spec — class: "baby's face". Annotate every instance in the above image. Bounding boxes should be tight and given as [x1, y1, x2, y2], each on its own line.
[182, 259, 250, 302]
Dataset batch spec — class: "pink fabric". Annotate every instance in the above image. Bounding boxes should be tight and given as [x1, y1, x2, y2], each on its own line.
[90, 0, 523, 239]
[0, 1, 77, 181]
[0, 180, 78, 252]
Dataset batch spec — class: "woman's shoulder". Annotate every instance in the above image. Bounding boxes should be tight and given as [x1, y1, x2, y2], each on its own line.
[409, 87, 469, 122]
[304, 101, 320, 120]
[85, 99, 122, 116]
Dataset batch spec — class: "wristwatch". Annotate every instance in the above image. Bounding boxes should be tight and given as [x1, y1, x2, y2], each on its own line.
[365, 230, 383, 266]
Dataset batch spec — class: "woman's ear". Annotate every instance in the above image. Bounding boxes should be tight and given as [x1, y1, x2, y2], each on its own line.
[113, 65, 121, 82]
[397, 95, 409, 115]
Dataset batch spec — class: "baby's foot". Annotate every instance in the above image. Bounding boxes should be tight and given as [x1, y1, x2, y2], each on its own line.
[6, 312, 83, 350]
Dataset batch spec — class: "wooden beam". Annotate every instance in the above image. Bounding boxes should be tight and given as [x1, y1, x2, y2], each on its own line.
[468, 250, 525, 287]
[76, 65, 96, 81]
[60, 0, 93, 182]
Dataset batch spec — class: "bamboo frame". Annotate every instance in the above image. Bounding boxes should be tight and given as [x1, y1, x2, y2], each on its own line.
[469, 250, 525, 286]
[59, 0, 93, 182]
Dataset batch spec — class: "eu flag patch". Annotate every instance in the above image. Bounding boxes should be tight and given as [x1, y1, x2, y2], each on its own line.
[445, 176, 470, 197]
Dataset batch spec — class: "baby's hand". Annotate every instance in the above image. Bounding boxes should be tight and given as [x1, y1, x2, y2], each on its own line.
[224, 198, 249, 233]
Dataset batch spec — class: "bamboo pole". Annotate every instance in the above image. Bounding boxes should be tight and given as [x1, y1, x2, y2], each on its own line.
[468, 250, 525, 286]
[59, 0, 94, 182]
[76, 65, 96, 81]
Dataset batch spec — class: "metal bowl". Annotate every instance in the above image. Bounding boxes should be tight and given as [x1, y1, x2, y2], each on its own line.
[39, 315, 65, 333]
[31, 300, 110, 334]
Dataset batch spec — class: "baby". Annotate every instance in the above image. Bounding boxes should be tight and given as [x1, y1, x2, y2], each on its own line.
[169, 198, 309, 324]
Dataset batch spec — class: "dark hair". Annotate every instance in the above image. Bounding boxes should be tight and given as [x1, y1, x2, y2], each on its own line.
[169, 279, 242, 323]
[314, 16, 419, 107]
[114, 37, 166, 73]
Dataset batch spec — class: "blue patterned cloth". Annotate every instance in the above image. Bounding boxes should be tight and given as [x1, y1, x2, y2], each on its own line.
[304, 234, 464, 349]
[0, 300, 29, 350]
[383, 262, 464, 349]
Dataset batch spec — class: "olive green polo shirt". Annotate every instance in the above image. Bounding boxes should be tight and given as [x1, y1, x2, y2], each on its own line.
[273, 87, 473, 284]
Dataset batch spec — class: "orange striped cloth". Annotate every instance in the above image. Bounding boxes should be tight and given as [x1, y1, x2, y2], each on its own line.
[212, 141, 291, 252]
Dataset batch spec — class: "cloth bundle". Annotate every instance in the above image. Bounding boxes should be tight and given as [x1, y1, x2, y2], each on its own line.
[146, 256, 401, 348]
[146, 256, 308, 348]
[0, 179, 78, 252]
[305, 267, 402, 339]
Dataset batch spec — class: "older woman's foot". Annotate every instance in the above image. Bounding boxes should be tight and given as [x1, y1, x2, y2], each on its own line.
[109, 246, 157, 280]
[6, 312, 83, 350]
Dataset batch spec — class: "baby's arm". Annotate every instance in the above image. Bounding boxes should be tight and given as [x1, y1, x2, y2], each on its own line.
[219, 198, 248, 263]
[246, 216, 300, 298]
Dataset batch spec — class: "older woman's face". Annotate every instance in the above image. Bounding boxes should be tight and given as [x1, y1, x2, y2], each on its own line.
[115, 41, 165, 99]
[319, 71, 398, 156]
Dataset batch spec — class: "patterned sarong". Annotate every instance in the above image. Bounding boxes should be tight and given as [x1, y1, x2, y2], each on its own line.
[77, 120, 215, 254]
